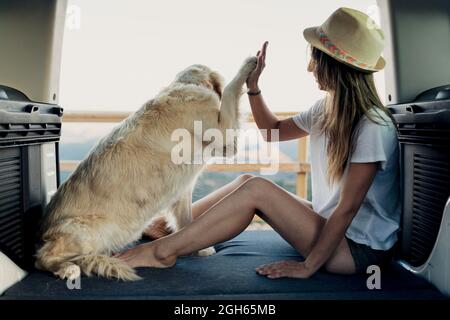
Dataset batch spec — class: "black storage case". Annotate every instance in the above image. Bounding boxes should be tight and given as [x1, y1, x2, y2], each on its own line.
[389, 85, 450, 267]
[0, 85, 62, 269]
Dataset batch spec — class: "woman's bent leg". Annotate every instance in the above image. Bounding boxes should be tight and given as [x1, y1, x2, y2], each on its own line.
[191, 174, 255, 219]
[120, 177, 354, 274]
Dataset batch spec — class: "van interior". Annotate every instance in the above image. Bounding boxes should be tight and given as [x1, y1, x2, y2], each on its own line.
[0, 0, 449, 300]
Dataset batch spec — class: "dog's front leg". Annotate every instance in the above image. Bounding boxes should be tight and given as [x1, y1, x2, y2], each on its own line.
[218, 57, 257, 131]
[172, 188, 215, 257]
[216, 57, 257, 157]
[172, 189, 193, 230]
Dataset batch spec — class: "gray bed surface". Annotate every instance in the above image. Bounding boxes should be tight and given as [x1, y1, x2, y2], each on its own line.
[1, 230, 444, 300]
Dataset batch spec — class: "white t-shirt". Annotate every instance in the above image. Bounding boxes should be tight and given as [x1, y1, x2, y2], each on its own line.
[293, 99, 401, 250]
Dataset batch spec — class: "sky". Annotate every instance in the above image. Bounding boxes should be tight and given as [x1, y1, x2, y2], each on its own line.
[59, 0, 385, 115]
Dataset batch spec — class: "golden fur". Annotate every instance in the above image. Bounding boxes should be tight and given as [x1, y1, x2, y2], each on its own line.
[35, 57, 257, 281]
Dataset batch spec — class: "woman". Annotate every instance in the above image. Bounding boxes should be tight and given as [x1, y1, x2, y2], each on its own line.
[118, 7, 401, 278]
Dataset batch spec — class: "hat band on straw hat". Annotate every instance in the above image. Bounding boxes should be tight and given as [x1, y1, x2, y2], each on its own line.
[318, 27, 372, 70]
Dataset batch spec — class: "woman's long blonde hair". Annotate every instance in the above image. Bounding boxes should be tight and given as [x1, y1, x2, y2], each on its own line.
[310, 47, 394, 185]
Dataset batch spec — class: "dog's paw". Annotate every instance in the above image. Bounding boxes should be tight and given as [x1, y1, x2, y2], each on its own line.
[55, 264, 81, 280]
[239, 56, 258, 76]
[197, 246, 216, 257]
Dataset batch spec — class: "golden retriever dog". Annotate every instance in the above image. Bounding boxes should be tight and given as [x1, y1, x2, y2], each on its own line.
[35, 56, 257, 281]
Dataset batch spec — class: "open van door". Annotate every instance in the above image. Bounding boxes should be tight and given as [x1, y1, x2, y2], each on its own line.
[0, 0, 449, 300]
[0, 0, 66, 268]
[379, 0, 450, 296]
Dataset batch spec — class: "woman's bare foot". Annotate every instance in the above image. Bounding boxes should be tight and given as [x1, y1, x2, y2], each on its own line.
[143, 217, 172, 240]
[116, 242, 176, 269]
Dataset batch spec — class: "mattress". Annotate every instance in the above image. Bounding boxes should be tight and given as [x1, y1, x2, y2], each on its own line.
[1, 230, 444, 300]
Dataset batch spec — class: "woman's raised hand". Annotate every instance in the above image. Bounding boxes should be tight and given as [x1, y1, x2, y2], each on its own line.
[246, 41, 268, 92]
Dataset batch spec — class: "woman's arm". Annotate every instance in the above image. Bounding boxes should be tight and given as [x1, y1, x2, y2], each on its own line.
[249, 94, 308, 142]
[256, 162, 378, 278]
[247, 42, 307, 142]
[303, 162, 378, 275]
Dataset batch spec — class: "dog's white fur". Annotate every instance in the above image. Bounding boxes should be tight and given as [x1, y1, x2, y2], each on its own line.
[35, 57, 257, 281]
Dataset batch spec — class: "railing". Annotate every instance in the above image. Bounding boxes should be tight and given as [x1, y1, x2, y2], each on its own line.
[60, 112, 310, 198]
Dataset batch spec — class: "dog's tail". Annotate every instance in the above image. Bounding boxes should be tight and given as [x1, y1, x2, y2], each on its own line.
[71, 254, 141, 281]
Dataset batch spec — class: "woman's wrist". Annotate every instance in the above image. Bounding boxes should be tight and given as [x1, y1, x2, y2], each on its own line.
[303, 257, 321, 274]
[247, 89, 261, 96]
[247, 87, 261, 96]
[247, 83, 260, 92]
[299, 261, 317, 277]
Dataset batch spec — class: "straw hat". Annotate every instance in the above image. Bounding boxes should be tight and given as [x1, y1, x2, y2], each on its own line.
[303, 7, 386, 72]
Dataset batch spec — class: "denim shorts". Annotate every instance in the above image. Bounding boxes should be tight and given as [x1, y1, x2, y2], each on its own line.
[345, 237, 395, 273]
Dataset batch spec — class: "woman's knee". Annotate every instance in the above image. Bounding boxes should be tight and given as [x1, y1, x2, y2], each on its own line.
[229, 177, 273, 212]
[238, 176, 275, 198]
[235, 174, 254, 183]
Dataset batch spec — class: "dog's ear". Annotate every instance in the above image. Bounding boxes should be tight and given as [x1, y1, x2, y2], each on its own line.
[209, 71, 223, 100]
